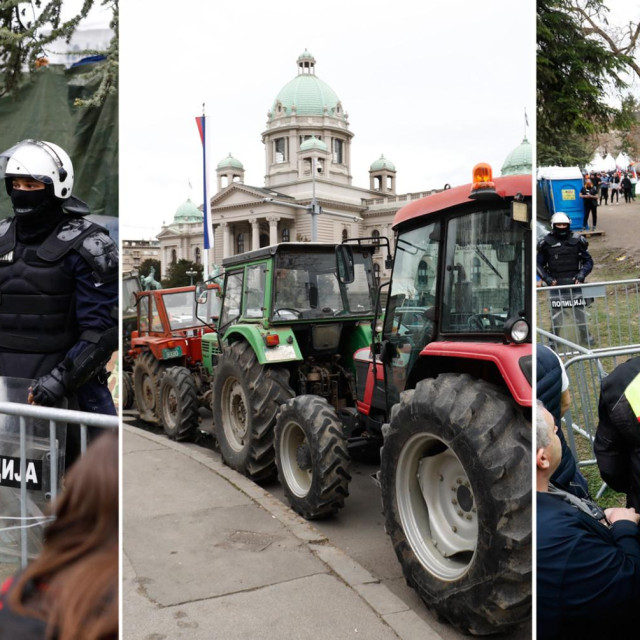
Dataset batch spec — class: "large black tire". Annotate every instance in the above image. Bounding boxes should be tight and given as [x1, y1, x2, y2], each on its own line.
[275, 395, 351, 519]
[159, 366, 199, 441]
[380, 373, 531, 635]
[212, 341, 294, 482]
[123, 370, 135, 410]
[133, 352, 164, 423]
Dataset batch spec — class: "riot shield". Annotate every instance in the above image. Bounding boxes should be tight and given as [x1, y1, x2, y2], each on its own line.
[0, 377, 66, 573]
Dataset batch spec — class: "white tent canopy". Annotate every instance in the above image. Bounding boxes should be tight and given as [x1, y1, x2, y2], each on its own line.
[615, 151, 632, 169]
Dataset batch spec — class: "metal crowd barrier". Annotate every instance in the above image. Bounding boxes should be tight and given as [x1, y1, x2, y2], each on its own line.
[537, 278, 640, 494]
[0, 401, 118, 571]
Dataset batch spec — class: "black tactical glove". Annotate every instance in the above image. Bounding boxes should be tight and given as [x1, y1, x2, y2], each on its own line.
[30, 366, 67, 407]
[575, 274, 585, 283]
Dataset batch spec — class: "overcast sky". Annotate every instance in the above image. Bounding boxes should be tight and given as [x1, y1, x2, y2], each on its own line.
[115, 0, 535, 239]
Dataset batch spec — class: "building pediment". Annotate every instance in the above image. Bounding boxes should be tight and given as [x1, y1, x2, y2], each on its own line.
[211, 183, 293, 209]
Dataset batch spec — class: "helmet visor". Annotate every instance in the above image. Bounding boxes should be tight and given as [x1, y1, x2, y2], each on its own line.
[0, 142, 55, 186]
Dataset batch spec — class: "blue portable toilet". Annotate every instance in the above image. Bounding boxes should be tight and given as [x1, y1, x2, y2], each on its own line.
[537, 166, 584, 230]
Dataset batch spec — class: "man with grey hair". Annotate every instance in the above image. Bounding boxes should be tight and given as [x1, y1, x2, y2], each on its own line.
[537, 402, 640, 639]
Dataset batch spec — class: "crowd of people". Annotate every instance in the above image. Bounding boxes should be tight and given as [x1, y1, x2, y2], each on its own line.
[579, 168, 637, 231]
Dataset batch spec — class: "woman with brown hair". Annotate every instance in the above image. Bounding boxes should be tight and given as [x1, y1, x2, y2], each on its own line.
[0, 430, 118, 639]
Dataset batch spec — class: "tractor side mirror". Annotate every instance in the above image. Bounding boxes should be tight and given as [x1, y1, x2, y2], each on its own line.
[336, 245, 355, 284]
[195, 282, 208, 304]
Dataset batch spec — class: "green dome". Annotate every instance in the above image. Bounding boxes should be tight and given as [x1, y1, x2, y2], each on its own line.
[370, 154, 396, 172]
[217, 153, 243, 170]
[174, 198, 203, 223]
[271, 51, 343, 118]
[501, 137, 532, 176]
[300, 136, 328, 152]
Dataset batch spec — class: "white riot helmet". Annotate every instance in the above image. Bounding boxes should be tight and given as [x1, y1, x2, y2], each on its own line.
[1, 139, 74, 199]
[550, 211, 571, 226]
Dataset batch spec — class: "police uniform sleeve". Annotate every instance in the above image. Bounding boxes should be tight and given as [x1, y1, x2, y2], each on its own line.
[576, 238, 593, 281]
[536, 240, 554, 286]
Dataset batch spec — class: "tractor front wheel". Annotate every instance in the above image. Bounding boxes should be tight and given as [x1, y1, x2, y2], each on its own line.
[275, 395, 351, 519]
[212, 341, 293, 482]
[159, 366, 199, 441]
[380, 373, 531, 635]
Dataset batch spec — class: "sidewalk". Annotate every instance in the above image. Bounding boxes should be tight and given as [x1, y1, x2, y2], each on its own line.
[123, 426, 444, 640]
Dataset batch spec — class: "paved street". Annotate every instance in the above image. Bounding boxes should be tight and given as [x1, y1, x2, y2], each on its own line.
[123, 417, 532, 639]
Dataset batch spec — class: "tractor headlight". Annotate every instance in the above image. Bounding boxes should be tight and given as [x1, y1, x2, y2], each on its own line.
[504, 317, 529, 344]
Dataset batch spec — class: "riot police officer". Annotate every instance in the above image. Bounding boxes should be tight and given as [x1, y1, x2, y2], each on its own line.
[0, 140, 118, 459]
[537, 212, 594, 345]
[537, 212, 593, 286]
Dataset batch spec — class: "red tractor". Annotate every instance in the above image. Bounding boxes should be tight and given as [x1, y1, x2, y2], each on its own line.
[128, 283, 220, 440]
[274, 164, 532, 634]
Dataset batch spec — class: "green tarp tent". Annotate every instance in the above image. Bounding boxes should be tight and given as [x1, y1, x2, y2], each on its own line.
[0, 61, 118, 219]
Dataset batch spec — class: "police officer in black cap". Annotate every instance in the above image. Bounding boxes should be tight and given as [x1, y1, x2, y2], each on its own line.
[0, 139, 118, 460]
[537, 212, 594, 345]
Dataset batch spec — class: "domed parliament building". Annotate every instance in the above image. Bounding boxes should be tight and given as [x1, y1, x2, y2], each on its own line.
[154, 50, 531, 282]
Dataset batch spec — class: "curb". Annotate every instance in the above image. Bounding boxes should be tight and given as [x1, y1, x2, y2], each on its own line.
[124, 424, 444, 640]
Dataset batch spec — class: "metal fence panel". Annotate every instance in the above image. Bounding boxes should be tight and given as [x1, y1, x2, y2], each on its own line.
[537, 278, 640, 489]
[0, 390, 118, 575]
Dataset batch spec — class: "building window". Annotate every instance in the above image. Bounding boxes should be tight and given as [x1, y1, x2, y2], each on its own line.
[374, 262, 381, 285]
[342, 228, 348, 242]
[282, 228, 290, 242]
[372, 229, 380, 245]
[171, 249, 177, 265]
[417, 259, 429, 288]
[260, 233, 269, 248]
[275, 138, 287, 163]
[472, 257, 481, 285]
[333, 138, 344, 164]
[237, 233, 245, 254]
[195, 247, 201, 265]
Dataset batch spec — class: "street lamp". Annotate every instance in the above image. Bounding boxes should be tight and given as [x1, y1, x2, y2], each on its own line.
[185, 269, 198, 286]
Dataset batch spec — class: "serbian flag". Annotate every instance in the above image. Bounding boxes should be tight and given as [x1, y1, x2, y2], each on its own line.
[195, 115, 213, 250]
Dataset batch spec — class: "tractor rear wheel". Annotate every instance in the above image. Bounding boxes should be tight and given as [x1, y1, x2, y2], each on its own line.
[380, 373, 531, 635]
[275, 395, 351, 519]
[212, 341, 293, 482]
[133, 352, 164, 423]
[159, 366, 199, 441]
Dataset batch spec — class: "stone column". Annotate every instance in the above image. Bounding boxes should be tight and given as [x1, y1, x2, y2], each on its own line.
[249, 217, 260, 251]
[220, 221, 230, 259]
[267, 216, 280, 245]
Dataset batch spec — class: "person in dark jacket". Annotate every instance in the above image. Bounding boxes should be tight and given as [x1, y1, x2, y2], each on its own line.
[537, 403, 640, 640]
[621, 173, 633, 203]
[0, 140, 118, 463]
[579, 180, 598, 230]
[537, 344, 588, 497]
[594, 357, 640, 511]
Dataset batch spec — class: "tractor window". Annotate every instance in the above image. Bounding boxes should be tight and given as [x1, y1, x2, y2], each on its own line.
[150, 296, 163, 333]
[163, 291, 201, 330]
[441, 208, 525, 334]
[384, 222, 441, 362]
[138, 295, 151, 334]
[244, 264, 266, 318]
[272, 251, 375, 320]
[220, 270, 244, 329]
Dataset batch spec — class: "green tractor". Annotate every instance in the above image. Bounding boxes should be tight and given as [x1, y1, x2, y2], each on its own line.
[200, 242, 380, 513]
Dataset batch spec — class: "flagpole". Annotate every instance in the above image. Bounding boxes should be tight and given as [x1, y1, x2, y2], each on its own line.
[196, 103, 213, 281]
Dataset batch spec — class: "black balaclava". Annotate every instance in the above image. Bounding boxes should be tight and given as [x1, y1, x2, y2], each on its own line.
[552, 225, 570, 240]
[8, 181, 65, 242]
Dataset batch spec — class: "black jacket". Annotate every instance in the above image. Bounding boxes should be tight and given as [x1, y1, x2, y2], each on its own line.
[537, 490, 640, 640]
[594, 357, 640, 510]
